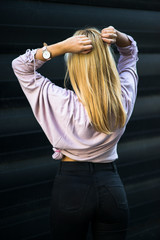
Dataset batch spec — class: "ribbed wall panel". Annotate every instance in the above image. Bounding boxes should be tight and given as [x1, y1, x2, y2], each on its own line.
[1, 1, 160, 239]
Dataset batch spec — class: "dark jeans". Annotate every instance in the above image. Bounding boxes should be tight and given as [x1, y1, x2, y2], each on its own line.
[50, 161, 129, 240]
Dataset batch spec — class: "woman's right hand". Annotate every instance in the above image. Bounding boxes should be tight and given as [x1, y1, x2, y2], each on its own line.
[62, 35, 93, 54]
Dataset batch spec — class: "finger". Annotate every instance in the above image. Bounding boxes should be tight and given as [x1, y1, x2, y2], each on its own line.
[77, 35, 88, 38]
[82, 38, 92, 43]
[82, 39, 92, 45]
[102, 39, 116, 44]
[102, 27, 116, 34]
[81, 49, 92, 54]
[107, 26, 115, 31]
[77, 35, 90, 41]
[82, 44, 93, 51]
[102, 26, 115, 31]
[102, 38, 116, 44]
[102, 30, 116, 35]
[78, 37, 92, 45]
[84, 44, 93, 49]
[78, 35, 92, 41]
[101, 33, 117, 39]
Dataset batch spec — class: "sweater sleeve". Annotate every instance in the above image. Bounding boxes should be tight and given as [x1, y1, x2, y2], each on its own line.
[12, 49, 74, 149]
[116, 35, 139, 122]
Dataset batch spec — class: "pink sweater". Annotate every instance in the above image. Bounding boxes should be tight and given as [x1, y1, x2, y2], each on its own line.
[12, 35, 138, 163]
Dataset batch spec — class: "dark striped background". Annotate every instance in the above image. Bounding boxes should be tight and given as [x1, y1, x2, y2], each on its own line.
[0, 1, 160, 239]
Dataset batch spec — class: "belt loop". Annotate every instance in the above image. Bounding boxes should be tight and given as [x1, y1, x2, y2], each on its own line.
[58, 161, 62, 175]
[89, 162, 94, 173]
[112, 161, 117, 172]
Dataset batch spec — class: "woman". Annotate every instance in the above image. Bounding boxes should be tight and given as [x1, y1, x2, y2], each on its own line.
[12, 26, 138, 240]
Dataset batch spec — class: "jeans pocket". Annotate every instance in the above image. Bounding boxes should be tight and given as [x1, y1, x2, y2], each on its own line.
[106, 185, 129, 210]
[53, 175, 91, 212]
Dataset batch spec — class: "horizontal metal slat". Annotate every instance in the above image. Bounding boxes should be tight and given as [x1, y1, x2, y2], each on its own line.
[0, 131, 50, 154]
[128, 215, 160, 240]
[126, 177, 160, 207]
[138, 75, 160, 95]
[118, 135, 160, 164]
[1, 24, 160, 54]
[43, 0, 160, 11]
[0, 107, 41, 135]
[132, 94, 160, 118]
[0, 207, 51, 239]
[1, 2, 160, 32]
[0, 156, 57, 190]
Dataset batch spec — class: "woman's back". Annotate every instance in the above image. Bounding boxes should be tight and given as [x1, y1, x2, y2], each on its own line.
[12, 29, 138, 162]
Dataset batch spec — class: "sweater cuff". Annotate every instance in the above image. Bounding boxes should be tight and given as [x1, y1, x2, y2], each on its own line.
[24, 49, 45, 70]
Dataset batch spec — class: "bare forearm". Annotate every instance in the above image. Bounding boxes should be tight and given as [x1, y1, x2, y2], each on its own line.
[116, 30, 131, 47]
[35, 41, 65, 61]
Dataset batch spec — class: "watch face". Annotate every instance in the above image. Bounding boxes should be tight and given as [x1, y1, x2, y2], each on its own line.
[43, 50, 51, 59]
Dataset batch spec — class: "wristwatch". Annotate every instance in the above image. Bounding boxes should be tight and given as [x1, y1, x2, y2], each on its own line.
[42, 42, 52, 60]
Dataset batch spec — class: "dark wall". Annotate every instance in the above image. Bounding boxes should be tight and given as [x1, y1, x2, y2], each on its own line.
[1, 1, 160, 239]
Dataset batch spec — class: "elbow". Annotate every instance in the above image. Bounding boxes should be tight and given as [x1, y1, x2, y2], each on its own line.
[12, 57, 25, 75]
[12, 58, 18, 73]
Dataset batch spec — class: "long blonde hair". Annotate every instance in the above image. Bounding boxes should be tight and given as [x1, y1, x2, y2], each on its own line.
[64, 28, 126, 134]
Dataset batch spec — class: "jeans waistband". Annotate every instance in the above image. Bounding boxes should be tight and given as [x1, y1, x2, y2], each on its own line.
[59, 160, 117, 173]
